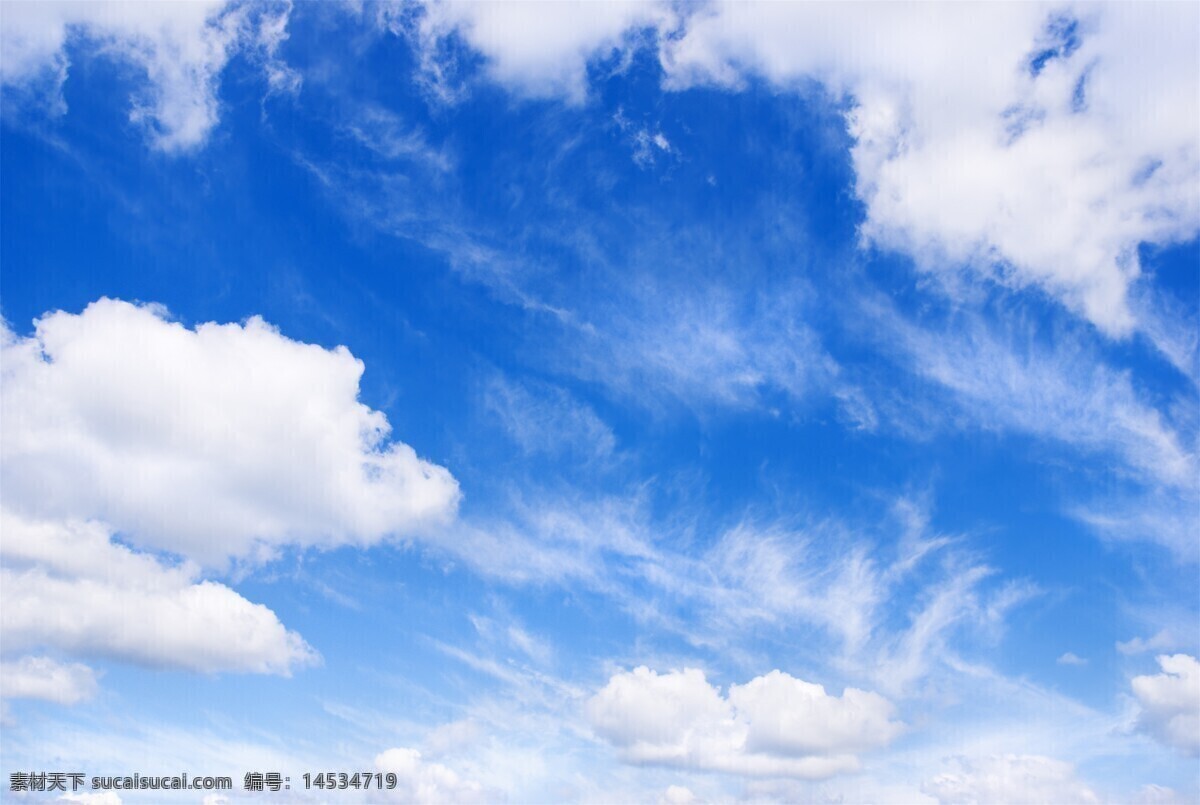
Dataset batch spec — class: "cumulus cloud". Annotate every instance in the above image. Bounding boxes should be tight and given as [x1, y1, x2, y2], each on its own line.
[0, 656, 98, 705]
[396, 0, 674, 103]
[0, 511, 316, 674]
[1, 298, 459, 567]
[0, 1, 294, 150]
[0, 298, 460, 684]
[587, 666, 901, 779]
[923, 754, 1100, 804]
[375, 747, 489, 804]
[665, 2, 1199, 337]
[659, 785, 698, 805]
[1131, 654, 1200, 756]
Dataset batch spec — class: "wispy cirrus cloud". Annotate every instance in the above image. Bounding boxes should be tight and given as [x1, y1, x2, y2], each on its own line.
[858, 296, 1198, 557]
[481, 373, 616, 462]
[430, 487, 1029, 706]
[0, 1, 296, 150]
[923, 754, 1101, 804]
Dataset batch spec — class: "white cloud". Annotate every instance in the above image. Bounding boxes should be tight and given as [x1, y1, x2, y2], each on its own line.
[660, 785, 698, 805]
[0, 511, 316, 674]
[922, 754, 1100, 804]
[731, 670, 904, 757]
[1, 298, 459, 568]
[587, 666, 901, 779]
[661, 2, 1199, 338]
[403, 1, 674, 103]
[1131, 654, 1200, 756]
[1058, 652, 1088, 666]
[0, 1, 293, 150]
[375, 747, 489, 804]
[0, 656, 98, 705]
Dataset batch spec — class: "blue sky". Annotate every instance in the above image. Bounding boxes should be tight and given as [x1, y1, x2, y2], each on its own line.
[1, 2, 1197, 803]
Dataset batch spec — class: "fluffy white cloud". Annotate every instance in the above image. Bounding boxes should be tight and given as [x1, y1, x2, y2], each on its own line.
[731, 670, 905, 757]
[664, 2, 1200, 337]
[659, 785, 697, 805]
[0, 297, 457, 683]
[0, 656, 98, 705]
[0, 511, 316, 674]
[0, 1, 293, 150]
[399, 1, 674, 103]
[1131, 654, 1200, 756]
[375, 747, 488, 804]
[588, 667, 732, 754]
[1, 298, 459, 567]
[923, 754, 1100, 804]
[587, 666, 901, 779]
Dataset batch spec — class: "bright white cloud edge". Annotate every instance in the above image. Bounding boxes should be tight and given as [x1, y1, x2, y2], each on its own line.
[587, 666, 903, 779]
[1, 298, 460, 568]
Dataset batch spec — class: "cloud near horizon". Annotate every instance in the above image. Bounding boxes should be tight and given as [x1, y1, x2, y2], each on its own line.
[587, 666, 903, 779]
